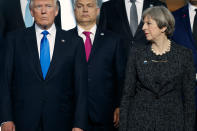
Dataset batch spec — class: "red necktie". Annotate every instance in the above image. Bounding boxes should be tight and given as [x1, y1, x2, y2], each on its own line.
[83, 31, 92, 61]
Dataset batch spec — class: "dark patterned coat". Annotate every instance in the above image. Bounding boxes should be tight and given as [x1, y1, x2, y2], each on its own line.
[119, 42, 196, 131]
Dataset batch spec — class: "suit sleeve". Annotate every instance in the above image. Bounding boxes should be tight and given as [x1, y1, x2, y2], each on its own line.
[0, 12, 5, 38]
[114, 37, 127, 108]
[182, 49, 196, 131]
[119, 47, 137, 131]
[0, 33, 15, 124]
[73, 37, 88, 130]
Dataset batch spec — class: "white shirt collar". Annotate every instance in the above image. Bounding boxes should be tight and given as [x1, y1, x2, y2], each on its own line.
[126, 0, 144, 4]
[189, 3, 197, 12]
[77, 24, 97, 36]
[35, 23, 56, 36]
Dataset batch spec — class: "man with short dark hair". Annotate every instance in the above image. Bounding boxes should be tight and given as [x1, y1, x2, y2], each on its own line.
[71, 0, 126, 130]
[0, 0, 87, 131]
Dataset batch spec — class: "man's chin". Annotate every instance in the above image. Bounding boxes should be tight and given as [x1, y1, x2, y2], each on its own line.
[37, 23, 51, 30]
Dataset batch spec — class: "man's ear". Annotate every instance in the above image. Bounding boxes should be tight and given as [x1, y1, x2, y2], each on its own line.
[97, 8, 100, 16]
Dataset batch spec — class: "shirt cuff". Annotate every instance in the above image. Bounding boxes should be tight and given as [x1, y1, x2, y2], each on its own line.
[196, 73, 197, 81]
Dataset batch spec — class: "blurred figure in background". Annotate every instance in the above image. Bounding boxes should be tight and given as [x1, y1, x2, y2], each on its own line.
[172, 0, 197, 105]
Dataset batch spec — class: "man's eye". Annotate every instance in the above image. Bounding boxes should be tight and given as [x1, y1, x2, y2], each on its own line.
[77, 5, 82, 8]
[35, 5, 41, 9]
[87, 4, 93, 7]
[147, 22, 151, 25]
[46, 5, 52, 8]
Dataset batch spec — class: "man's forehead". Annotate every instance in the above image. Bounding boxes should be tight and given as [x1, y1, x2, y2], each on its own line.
[76, 0, 96, 4]
[34, 0, 54, 4]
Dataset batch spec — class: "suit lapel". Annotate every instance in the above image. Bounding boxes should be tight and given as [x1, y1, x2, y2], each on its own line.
[16, 0, 26, 27]
[114, 0, 133, 38]
[25, 27, 43, 79]
[88, 28, 105, 63]
[182, 5, 196, 47]
[45, 27, 66, 80]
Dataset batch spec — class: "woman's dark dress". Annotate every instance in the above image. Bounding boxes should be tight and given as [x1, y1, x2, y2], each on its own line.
[119, 42, 196, 131]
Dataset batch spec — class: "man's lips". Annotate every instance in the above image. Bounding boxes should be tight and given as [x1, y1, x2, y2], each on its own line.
[82, 15, 90, 17]
[145, 32, 149, 35]
[41, 17, 48, 20]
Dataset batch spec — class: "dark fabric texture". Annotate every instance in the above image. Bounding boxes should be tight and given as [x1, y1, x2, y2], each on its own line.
[172, 4, 197, 73]
[119, 42, 196, 131]
[69, 27, 126, 129]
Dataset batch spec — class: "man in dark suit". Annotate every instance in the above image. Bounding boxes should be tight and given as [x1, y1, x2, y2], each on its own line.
[0, 0, 61, 38]
[0, 0, 87, 131]
[99, 0, 166, 58]
[72, 0, 126, 130]
[172, 0, 197, 104]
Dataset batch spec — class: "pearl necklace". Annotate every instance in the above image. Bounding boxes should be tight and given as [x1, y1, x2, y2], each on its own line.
[151, 40, 171, 56]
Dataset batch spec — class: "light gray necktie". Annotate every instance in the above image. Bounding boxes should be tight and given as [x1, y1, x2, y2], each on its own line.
[25, 0, 33, 27]
[130, 0, 138, 36]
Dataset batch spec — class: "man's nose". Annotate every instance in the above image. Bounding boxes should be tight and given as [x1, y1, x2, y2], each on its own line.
[41, 7, 47, 14]
[83, 6, 88, 12]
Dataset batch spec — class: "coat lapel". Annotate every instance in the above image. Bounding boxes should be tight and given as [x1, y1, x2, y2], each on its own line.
[182, 5, 196, 47]
[88, 28, 105, 63]
[25, 27, 43, 79]
[114, 0, 133, 38]
[45, 27, 66, 80]
[16, 0, 26, 27]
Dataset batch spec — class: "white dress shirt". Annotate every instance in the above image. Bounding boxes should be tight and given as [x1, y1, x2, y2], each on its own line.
[77, 25, 97, 45]
[35, 23, 56, 61]
[189, 3, 197, 32]
[59, 0, 76, 30]
[125, 0, 144, 25]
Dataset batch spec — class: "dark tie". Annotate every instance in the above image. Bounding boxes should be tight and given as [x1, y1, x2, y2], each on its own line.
[130, 0, 138, 36]
[40, 31, 50, 79]
[193, 9, 197, 47]
[83, 31, 92, 62]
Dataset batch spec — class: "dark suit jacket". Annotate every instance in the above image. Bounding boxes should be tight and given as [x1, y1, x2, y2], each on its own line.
[0, 26, 87, 131]
[0, 37, 5, 84]
[172, 4, 197, 73]
[0, 12, 4, 37]
[70, 27, 126, 124]
[1, 0, 61, 37]
[120, 43, 196, 131]
[99, 0, 166, 58]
